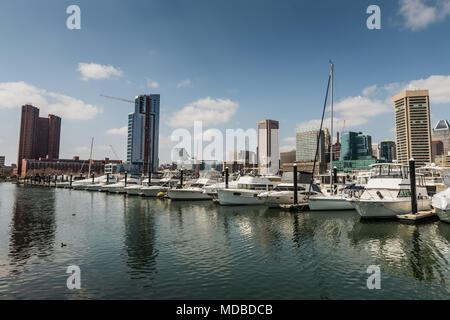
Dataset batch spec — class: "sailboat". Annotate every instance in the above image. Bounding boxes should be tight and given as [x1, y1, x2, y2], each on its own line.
[307, 62, 354, 211]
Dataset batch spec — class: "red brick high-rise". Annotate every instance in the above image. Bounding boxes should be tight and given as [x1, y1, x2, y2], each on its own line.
[17, 105, 61, 175]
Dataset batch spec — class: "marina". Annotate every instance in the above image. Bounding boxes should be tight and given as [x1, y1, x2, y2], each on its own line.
[0, 182, 449, 299]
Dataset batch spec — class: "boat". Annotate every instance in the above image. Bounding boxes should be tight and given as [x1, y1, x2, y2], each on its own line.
[168, 170, 222, 200]
[85, 175, 118, 191]
[216, 175, 282, 205]
[258, 182, 322, 208]
[417, 164, 450, 196]
[352, 163, 432, 219]
[141, 171, 180, 197]
[101, 177, 140, 194]
[432, 187, 450, 223]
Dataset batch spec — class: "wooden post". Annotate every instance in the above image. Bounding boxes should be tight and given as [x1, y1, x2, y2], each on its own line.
[124, 172, 128, 187]
[409, 159, 418, 214]
[225, 167, 229, 189]
[70, 175, 73, 188]
[180, 169, 184, 188]
[293, 164, 298, 204]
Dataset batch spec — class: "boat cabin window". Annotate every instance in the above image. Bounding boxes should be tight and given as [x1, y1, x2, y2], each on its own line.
[237, 184, 274, 190]
[370, 165, 408, 179]
[398, 189, 411, 197]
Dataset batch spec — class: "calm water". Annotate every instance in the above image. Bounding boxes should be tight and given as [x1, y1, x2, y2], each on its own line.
[0, 182, 449, 300]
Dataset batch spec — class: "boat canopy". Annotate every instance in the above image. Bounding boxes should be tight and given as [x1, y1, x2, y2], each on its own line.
[369, 163, 409, 179]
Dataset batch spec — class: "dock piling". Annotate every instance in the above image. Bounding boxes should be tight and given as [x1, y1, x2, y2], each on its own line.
[409, 159, 417, 215]
[293, 164, 298, 204]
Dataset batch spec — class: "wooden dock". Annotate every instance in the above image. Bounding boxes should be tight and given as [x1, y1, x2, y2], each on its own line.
[397, 209, 437, 222]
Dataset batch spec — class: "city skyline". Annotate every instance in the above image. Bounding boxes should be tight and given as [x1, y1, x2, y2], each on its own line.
[1, 0, 450, 166]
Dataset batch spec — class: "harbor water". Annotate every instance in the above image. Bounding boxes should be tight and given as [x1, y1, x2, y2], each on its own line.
[0, 182, 449, 299]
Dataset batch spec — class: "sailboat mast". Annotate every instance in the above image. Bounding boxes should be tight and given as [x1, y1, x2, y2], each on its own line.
[330, 62, 334, 193]
[88, 137, 94, 178]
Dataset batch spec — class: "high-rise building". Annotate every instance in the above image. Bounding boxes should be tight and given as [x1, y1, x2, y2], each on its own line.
[333, 131, 378, 172]
[379, 139, 396, 163]
[432, 120, 450, 156]
[296, 130, 325, 162]
[371, 143, 379, 159]
[0, 156, 5, 168]
[339, 131, 373, 161]
[17, 105, 61, 174]
[127, 94, 160, 173]
[257, 119, 279, 175]
[394, 90, 432, 166]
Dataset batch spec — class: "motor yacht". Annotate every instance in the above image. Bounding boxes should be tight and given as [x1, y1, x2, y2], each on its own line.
[141, 171, 180, 197]
[352, 163, 432, 219]
[217, 175, 282, 205]
[101, 177, 140, 194]
[258, 182, 322, 208]
[417, 164, 450, 196]
[168, 170, 222, 200]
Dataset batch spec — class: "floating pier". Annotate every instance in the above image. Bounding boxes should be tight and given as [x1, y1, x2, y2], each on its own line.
[397, 209, 438, 222]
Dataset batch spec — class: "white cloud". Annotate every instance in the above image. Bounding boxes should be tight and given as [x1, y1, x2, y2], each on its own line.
[169, 97, 239, 128]
[297, 74, 450, 134]
[297, 96, 390, 132]
[362, 85, 377, 96]
[177, 79, 192, 88]
[106, 126, 128, 136]
[146, 78, 159, 89]
[0, 81, 102, 120]
[77, 62, 123, 80]
[398, 0, 450, 31]
[404, 75, 450, 103]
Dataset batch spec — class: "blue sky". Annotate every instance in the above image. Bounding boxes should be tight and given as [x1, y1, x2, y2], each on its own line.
[1, 0, 450, 165]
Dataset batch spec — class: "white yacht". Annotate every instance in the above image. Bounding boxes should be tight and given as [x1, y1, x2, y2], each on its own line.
[168, 170, 222, 200]
[141, 171, 179, 197]
[101, 177, 140, 194]
[85, 175, 118, 191]
[217, 175, 282, 205]
[417, 164, 450, 196]
[432, 188, 450, 223]
[352, 163, 432, 219]
[258, 182, 322, 208]
[72, 177, 94, 190]
[308, 193, 355, 211]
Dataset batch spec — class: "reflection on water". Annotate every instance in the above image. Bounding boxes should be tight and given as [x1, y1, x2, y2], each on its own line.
[9, 186, 56, 272]
[123, 197, 158, 279]
[0, 183, 449, 299]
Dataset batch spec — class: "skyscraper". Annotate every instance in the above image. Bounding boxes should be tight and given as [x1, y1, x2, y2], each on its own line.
[296, 129, 326, 164]
[17, 105, 61, 174]
[257, 119, 279, 175]
[127, 94, 160, 173]
[379, 139, 396, 163]
[394, 90, 432, 166]
[339, 132, 373, 161]
[432, 120, 450, 156]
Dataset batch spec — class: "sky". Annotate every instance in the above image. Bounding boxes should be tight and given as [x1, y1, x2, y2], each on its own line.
[1, 0, 450, 165]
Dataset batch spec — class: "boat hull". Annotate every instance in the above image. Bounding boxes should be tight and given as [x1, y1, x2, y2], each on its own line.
[436, 208, 450, 223]
[307, 197, 354, 211]
[168, 189, 212, 200]
[217, 189, 265, 205]
[353, 199, 432, 219]
[141, 186, 168, 197]
[125, 187, 142, 195]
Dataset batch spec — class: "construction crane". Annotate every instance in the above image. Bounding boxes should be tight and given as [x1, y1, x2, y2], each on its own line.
[100, 94, 135, 104]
